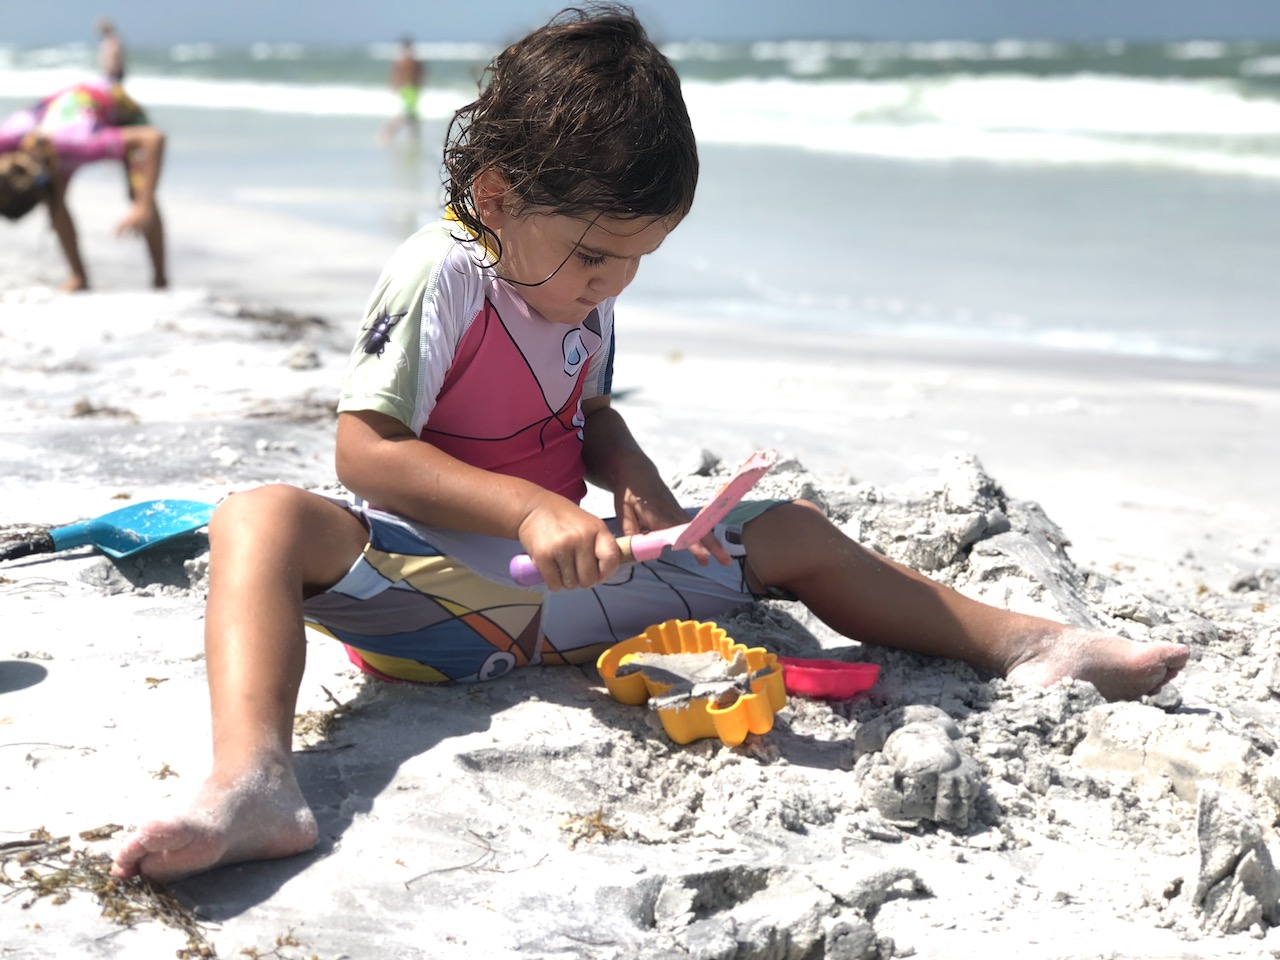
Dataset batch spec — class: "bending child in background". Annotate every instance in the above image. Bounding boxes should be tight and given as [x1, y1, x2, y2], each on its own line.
[379, 36, 424, 145]
[0, 82, 167, 291]
[111, 4, 1187, 884]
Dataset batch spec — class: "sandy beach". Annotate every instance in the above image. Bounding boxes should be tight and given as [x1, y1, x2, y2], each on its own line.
[2, 181, 1280, 959]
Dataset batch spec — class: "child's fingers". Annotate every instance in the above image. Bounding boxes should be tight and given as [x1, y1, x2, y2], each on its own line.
[114, 203, 155, 237]
[565, 534, 621, 589]
[535, 546, 581, 591]
[532, 532, 621, 592]
[114, 210, 141, 236]
[593, 531, 622, 581]
[689, 531, 731, 567]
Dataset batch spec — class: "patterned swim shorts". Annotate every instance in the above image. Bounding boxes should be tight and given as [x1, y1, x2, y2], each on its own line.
[302, 497, 786, 684]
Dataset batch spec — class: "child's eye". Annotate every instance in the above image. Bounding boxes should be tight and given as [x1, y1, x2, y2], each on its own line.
[576, 252, 607, 268]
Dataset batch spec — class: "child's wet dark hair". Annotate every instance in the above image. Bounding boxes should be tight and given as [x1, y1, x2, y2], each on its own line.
[444, 3, 698, 260]
[0, 150, 50, 221]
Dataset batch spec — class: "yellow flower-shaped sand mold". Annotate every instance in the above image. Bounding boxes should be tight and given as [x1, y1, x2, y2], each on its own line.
[597, 619, 786, 747]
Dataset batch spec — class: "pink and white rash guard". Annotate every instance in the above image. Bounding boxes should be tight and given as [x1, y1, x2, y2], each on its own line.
[337, 221, 615, 504]
[0, 82, 144, 172]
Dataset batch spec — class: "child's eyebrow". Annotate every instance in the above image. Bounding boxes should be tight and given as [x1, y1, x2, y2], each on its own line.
[576, 238, 666, 259]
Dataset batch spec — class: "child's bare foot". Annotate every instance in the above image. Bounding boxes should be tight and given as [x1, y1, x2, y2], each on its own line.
[111, 761, 318, 883]
[1004, 628, 1189, 701]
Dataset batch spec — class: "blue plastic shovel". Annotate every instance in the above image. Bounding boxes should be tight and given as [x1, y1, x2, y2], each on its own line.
[0, 499, 216, 562]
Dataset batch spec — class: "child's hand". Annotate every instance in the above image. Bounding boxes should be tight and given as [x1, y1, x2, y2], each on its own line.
[517, 497, 621, 591]
[617, 483, 731, 568]
[115, 201, 155, 237]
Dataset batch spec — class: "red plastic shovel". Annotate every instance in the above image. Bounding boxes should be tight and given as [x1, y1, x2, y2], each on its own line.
[509, 449, 779, 587]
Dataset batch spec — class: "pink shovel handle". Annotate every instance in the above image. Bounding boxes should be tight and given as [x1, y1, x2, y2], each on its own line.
[508, 524, 690, 587]
[509, 554, 546, 587]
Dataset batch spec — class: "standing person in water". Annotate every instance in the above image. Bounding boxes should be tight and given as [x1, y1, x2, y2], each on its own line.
[111, 4, 1187, 884]
[379, 36, 424, 144]
[97, 18, 127, 85]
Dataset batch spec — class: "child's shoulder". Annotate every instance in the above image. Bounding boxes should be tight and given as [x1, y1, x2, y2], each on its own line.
[382, 219, 485, 286]
[391, 218, 463, 263]
[368, 219, 490, 320]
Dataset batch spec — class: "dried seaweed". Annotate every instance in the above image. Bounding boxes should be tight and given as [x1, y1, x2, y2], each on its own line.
[293, 685, 349, 750]
[560, 808, 620, 848]
[0, 826, 216, 957]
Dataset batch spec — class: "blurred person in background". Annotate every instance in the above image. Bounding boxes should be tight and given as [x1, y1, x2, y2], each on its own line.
[97, 17, 127, 84]
[379, 36, 424, 145]
[0, 82, 167, 291]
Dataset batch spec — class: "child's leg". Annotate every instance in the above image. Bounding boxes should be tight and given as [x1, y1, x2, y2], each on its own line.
[46, 179, 90, 292]
[141, 206, 167, 289]
[111, 485, 369, 882]
[740, 501, 1188, 701]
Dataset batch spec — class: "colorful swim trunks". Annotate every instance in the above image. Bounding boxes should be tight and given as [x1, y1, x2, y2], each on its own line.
[302, 496, 785, 684]
[398, 85, 419, 118]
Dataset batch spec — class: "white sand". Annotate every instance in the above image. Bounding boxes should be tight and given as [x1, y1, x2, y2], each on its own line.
[2, 184, 1279, 959]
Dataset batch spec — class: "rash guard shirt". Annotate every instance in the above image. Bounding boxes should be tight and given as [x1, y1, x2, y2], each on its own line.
[0, 82, 147, 172]
[337, 220, 616, 504]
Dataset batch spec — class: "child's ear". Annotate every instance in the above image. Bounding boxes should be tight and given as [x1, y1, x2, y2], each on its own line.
[473, 169, 511, 228]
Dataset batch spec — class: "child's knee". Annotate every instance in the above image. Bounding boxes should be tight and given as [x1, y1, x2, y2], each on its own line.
[789, 498, 827, 522]
[745, 498, 828, 538]
[208, 484, 305, 543]
[739, 498, 833, 587]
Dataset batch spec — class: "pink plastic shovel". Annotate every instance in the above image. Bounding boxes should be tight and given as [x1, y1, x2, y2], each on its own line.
[509, 448, 779, 587]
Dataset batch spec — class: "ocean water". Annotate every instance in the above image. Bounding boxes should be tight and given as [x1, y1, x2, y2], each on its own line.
[2, 37, 1279, 369]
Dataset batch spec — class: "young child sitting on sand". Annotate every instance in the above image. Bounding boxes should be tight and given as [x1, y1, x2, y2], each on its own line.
[111, 4, 1187, 884]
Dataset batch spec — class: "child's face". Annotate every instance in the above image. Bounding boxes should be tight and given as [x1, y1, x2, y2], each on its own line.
[491, 209, 673, 326]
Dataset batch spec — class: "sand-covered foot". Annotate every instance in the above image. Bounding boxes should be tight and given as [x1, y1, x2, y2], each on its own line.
[111, 764, 318, 883]
[1005, 627, 1189, 702]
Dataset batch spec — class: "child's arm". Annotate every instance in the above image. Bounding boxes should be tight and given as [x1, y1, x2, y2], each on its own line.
[112, 125, 164, 236]
[581, 398, 731, 567]
[45, 173, 90, 292]
[336, 409, 624, 590]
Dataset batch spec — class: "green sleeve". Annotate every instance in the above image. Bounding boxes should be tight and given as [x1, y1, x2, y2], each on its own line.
[337, 224, 454, 431]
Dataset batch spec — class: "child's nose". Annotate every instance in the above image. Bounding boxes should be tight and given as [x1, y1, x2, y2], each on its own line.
[593, 259, 638, 298]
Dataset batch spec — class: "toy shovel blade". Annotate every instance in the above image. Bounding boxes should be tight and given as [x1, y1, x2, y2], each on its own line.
[659, 448, 780, 554]
[0, 499, 216, 563]
[509, 449, 778, 587]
